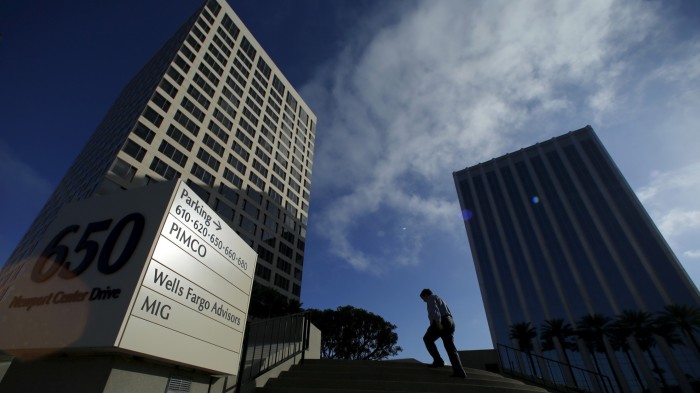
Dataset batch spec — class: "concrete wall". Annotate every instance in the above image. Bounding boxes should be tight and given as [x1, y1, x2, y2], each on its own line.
[458, 349, 499, 372]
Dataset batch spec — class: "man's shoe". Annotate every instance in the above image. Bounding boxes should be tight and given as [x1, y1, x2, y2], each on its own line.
[427, 362, 445, 368]
[449, 374, 467, 378]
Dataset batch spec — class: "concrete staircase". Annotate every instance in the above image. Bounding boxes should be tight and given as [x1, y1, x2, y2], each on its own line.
[257, 359, 551, 393]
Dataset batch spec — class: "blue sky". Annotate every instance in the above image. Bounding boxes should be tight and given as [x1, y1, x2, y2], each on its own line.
[2, 0, 700, 363]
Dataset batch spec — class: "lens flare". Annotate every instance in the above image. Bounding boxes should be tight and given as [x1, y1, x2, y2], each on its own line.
[461, 209, 474, 221]
[531, 196, 540, 204]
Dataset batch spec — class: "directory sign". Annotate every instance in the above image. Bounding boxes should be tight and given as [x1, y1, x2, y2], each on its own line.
[0, 180, 257, 375]
[118, 181, 256, 374]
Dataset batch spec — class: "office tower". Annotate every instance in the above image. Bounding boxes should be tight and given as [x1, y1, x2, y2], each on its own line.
[0, 0, 315, 303]
[454, 126, 700, 393]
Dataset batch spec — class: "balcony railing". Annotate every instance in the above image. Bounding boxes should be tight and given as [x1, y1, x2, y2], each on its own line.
[236, 312, 311, 387]
[498, 343, 615, 393]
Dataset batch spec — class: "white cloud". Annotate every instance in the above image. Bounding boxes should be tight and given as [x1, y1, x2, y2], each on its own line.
[684, 250, 700, 259]
[302, 0, 697, 273]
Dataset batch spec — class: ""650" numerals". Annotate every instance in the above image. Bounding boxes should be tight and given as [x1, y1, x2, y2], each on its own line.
[31, 213, 146, 283]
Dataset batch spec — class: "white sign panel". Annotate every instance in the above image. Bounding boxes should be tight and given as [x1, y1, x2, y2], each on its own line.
[118, 182, 257, 375]
[0, 180, 257, 375]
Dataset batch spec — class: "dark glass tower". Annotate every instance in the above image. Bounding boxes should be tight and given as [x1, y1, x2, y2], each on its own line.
[454, 126, 700, 393]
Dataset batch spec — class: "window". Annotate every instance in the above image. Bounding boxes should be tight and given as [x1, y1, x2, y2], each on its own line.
[166, 125, 194, 151]
[174, 54, 191, 73]
[258, 136, 273, 153]
[253, 70, 268, 88]
[292, 283, 301, 297]
[232, 141, 250, 160]
[271, 175, 284, 192]
[218, 97, 237, 120]
[193, 74, 215, 97]
[252, 159, 268, 177]
[285, 93, 298, 111]
[219, 183, 239, 204]
[221, 87, 240, 108]
[181, 97, 205, 122]
[277, 259, 291, 274]
[255, 148, 270, 165]
[142, 107, 163, 127]
[251, 78, 265, 96]
[256, 264, 271, 281]
[208, 121, 229, 144]
[191, 163, 215, 187]
[122, 139, 146, 162]
[187, 85, 210, 109]
[213, 109, 233, 131]
[272, 75, 285, 95]
[186, 35, 201, 52]
[249, 172, 265, 189]
[205, 0, 221, 16]
[235, 129, 253, 149]
[159, 79, 178, 98]
[273, 164, 286, 180]
[197, 148, 220, 171]
[166, 66, 184, 85]
[242, 107, 259, 126]
[221, 14, 240, 40]
[257, 58, 272, 79]
[239, 119, 256, 139]
[223, 168, 243, 188]
[158, 140, 187, 167]
[240, 36, 257, 61]
[212, 33, 232, 57]
[198, 63, 219, 86]
[132, 122, 155, 143]
[191, 24, 206, 42]
[274, 274, 289, 291]
[262, 126, 275, 145]
[257, 246, 274, 264]
[203, 134, 224, 156]
[235, 50, 252, 70]
[239, 214, 256, 235]
[207, 44, 228, 68]
[203, 53, 224, 76]
[196, 17, 210, 33]
[227, 154, 246, 174]
[214, 198, 234, 221]
[174, 110, 199, 136]
[180, 44, 196, 62]
[243, 200, 259, 219]
[246, 98, 261, 115]
[226, 76, 244, 98]
[111, 157, 137, 182]
[150, 157, 180, 180]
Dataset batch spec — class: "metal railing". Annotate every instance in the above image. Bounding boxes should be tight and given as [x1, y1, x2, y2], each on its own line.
[498, 344, 615, 393]
[235, 312, 310, 387]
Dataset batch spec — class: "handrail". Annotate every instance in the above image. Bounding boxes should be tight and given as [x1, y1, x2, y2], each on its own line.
[235, 312, 310, 388]
[497, 343, 616, 393]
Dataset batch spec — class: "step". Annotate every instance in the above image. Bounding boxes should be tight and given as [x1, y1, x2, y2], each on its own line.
[256, 359, 549, 393]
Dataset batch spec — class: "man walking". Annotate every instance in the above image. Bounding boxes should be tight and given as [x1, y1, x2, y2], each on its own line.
[420, 288, 467, 378]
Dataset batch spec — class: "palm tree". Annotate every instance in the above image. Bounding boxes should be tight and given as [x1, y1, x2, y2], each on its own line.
[608, 321, 645, 390]
[658, 304, 700, 356]
[541, 318, 577, 386]
[509, 322, 538, 377]
[577, 313, 609, 370]
[614, 310, 673, 391]
[576, 314, 616, 382]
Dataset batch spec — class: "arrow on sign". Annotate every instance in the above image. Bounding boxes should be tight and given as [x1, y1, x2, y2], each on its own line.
[214, 220, 222, 231]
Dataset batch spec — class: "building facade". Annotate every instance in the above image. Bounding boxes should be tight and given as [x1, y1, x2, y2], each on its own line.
[454, 126, 700, 393]
[0, 0, 315, 304]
